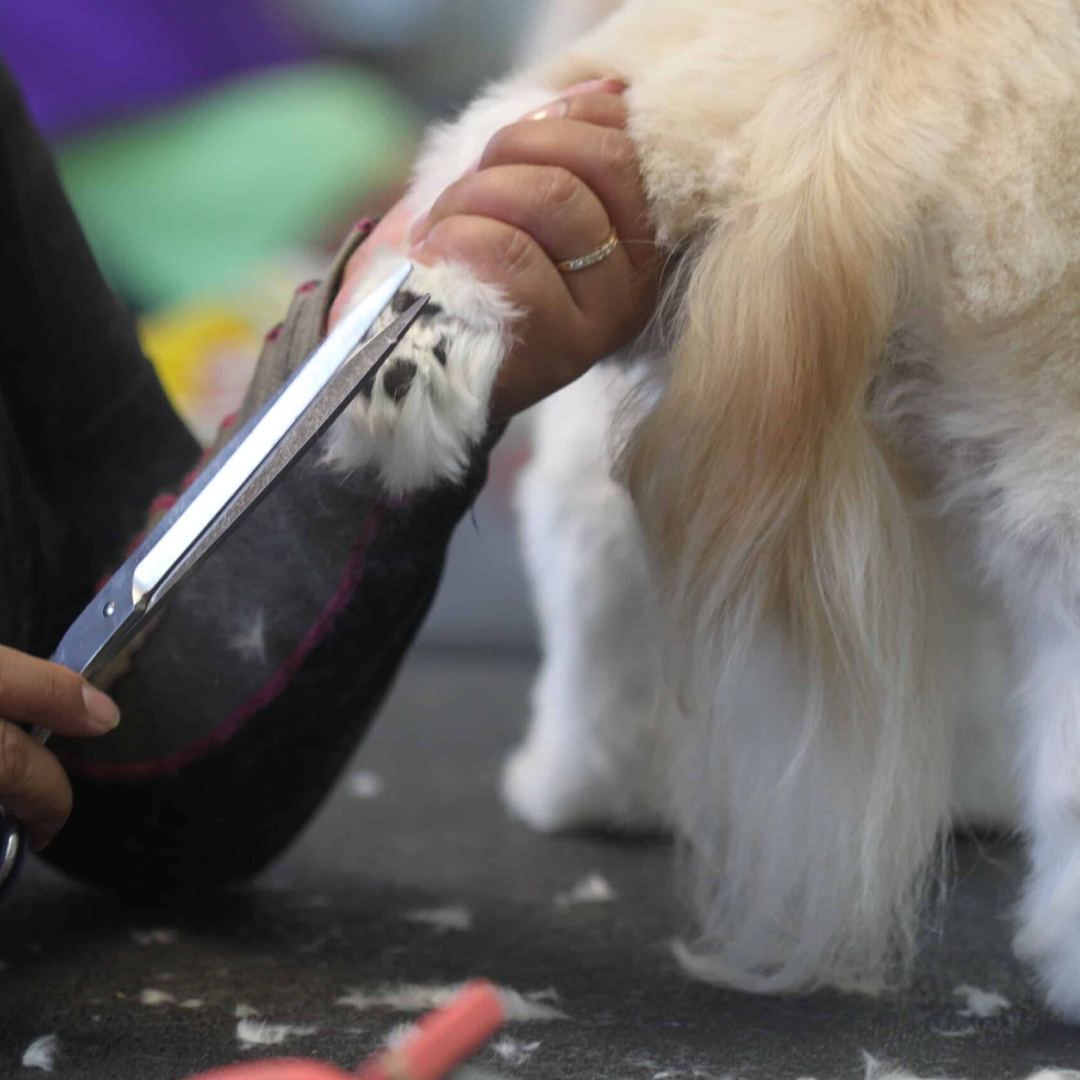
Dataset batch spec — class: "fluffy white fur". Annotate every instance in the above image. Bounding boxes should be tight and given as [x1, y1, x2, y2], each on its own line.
[506, 361, 673, 835]
[327, 249, 519, 493]
[328, 0, 1080, 1021]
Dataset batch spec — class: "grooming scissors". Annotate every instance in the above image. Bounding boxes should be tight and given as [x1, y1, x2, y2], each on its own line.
[0, 261, 428, 899]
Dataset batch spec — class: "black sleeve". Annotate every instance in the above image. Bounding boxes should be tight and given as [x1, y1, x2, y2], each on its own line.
[46, 442, 497, 895]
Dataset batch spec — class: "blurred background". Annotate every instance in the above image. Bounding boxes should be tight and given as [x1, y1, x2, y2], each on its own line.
[0, 0, 544, 652]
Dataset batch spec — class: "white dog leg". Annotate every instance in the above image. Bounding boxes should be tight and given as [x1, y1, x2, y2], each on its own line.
[1010, 586, 1080, 1020]
[937, 526, 1020, 831]
[504, 361, 672, 834]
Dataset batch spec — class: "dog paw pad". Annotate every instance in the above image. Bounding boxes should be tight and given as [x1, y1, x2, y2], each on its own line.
[382, 360, 418, 402]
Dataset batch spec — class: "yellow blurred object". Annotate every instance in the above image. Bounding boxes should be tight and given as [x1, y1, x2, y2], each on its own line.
[139, 305, 261, 446]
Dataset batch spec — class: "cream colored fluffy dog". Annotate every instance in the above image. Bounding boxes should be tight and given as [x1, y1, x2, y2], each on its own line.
[332, 0, 1080, 1019]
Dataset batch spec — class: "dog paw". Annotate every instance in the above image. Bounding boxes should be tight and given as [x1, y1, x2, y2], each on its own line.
[325, 252, 518, 493]
[1015, 883, 1080, 1021]
[1018, 940, 1080, 1022]
[501, 738, 669, 836]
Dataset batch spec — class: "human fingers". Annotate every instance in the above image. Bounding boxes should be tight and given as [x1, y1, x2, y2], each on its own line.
[411, 163, 635, 317]
[435, 84, 649, 270]
[327, 84, 632, 333]
[0, 720, 73, 849]
[0, 644, 119, 737]
[477, 116, 655, 271]
[521, 84, 629, 128]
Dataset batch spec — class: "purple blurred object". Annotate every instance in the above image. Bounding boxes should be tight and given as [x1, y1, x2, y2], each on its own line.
[0, 0, 312, 138]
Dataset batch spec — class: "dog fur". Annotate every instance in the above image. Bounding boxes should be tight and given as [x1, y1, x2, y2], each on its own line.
[330, 0, 1080, 1019]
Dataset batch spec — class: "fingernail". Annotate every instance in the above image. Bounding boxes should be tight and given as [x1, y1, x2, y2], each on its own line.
[523, 78, 627, 123]
[82, 683, 120, 732]
[561, 77, 628, 97]
[524, 99, 569, 122]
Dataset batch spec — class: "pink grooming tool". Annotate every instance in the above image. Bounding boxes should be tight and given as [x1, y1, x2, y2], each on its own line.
[182, 980, 507, 1080]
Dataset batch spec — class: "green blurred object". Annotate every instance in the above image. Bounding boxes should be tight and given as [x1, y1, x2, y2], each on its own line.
[55, 61, 418, 309]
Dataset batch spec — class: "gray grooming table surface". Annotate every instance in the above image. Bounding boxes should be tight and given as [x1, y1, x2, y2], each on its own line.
[2, 654, 1078, 1079]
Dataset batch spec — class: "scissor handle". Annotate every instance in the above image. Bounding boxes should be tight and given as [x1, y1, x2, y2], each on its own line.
[0, 806, 27, 900]
[0, 724, 50, 896]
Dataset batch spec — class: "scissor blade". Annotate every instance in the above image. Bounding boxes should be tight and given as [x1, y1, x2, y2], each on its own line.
[148, 295, 429, 612]
[48, 272, 424, 680]
[132, 260, 414, 605]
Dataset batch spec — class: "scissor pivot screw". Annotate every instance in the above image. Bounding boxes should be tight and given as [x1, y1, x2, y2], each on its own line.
[102, 601, 116, 618]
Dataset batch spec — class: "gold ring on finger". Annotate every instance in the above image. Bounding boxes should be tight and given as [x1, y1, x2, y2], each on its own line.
[555, 228, 620, 273]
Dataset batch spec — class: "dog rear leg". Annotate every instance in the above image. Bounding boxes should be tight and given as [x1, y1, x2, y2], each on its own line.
[1008, 578, 1080, 1020]
[504, 361, 672, 834]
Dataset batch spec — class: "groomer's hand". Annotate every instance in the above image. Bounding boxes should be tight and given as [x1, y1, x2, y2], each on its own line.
[329, 79, 659, 420]
[0, 646, 119, 849]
